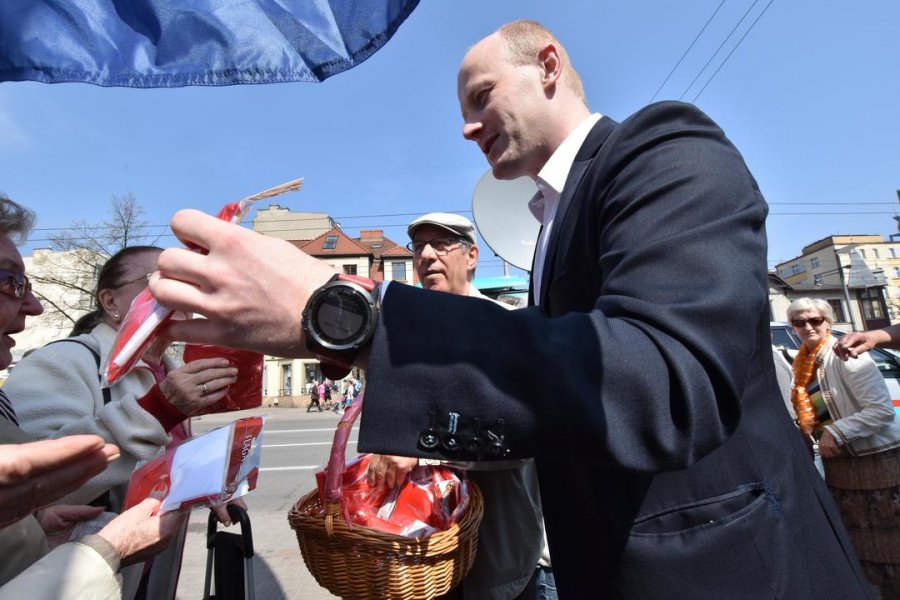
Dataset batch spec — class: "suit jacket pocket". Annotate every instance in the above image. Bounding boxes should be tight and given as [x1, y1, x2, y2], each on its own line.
[616, 483, 791, 599]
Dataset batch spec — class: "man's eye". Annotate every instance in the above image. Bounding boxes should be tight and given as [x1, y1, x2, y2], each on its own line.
[476, 89, 488, 106]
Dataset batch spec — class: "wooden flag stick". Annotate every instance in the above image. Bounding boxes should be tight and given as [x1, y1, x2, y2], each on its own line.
[240, 178, 304, 204]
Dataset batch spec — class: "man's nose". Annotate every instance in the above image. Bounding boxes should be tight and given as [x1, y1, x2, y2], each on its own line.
[419, 242, 439, 259]
[21, 290, 43, 316]
[462, 120, 481, 141]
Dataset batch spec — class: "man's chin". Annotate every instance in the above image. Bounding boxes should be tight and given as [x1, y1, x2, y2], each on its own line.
[422, 278, 448, 292]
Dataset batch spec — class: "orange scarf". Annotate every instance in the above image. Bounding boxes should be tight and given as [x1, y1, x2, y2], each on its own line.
[790, 334, 830, 437]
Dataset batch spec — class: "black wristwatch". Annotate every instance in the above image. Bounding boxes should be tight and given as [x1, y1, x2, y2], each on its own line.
[302, 273, 380, 380]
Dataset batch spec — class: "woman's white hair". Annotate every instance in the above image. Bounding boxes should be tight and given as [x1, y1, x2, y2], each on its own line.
[0, 194, 35, 244]
[786, 297, 835, 324]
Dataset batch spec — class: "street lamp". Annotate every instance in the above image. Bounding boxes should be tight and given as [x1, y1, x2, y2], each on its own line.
[835, 263, 857, 331]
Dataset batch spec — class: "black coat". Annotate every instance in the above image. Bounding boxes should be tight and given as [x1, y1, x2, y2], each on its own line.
[359, 102, 871, 599]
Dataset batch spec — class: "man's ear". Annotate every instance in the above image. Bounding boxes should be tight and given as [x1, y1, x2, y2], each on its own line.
[467, 244, 479, 272]
[537, 43, 562, 89]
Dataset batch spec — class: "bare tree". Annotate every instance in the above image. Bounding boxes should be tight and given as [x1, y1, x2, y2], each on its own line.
[29, 193, 161, 330]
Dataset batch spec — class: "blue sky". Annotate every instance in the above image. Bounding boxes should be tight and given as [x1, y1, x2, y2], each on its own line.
[1, 0, 898, 278]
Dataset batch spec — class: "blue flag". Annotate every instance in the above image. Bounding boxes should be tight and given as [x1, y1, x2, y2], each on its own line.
[0, 0, 419, 87]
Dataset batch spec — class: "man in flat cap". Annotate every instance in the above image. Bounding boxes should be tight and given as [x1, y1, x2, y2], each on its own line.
[366, 212, 553, 599]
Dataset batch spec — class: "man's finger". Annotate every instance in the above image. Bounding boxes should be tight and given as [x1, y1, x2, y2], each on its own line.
[168, 209, 235, 251]
[160, 318, 229, 348]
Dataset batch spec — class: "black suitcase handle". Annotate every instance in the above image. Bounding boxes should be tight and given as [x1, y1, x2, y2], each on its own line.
[206, 504, 254, 558]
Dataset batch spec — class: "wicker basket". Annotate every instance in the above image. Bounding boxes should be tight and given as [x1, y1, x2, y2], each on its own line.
[288, 396, 484, 599]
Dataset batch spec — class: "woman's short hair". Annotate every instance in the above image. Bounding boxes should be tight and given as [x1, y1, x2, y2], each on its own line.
[787, 297, 835, 324]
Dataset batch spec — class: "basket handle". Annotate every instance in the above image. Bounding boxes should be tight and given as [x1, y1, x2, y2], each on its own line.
[323, 394, 365, 505]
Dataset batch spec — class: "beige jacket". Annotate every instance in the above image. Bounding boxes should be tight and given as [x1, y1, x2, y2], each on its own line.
[0, 535, 122, 600]
[819, 346, 900, 456]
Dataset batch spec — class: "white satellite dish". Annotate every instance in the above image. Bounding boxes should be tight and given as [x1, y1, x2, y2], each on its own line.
[471, 170, 539, 271]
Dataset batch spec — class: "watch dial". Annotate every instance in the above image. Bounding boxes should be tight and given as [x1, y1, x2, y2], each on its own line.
[315, 289, 367, 344]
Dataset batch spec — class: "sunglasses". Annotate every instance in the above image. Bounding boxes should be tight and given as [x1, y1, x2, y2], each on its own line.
[791, 316, 826, 329]
[0, 269, 31, 299]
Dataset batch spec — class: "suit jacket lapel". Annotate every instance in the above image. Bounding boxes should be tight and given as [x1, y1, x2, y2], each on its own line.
[538, 117, 618, 310]
[527, 225, 542, 307]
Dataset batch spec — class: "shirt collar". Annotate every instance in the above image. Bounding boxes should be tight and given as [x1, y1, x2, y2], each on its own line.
[528, 113, 602, 223]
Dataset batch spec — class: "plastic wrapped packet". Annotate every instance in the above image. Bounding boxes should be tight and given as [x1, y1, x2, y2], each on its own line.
[102, 178, 303, 387]
[314, 453, 468, 538]
[122, 416, 265, 514]
[183, 344, 264, 415]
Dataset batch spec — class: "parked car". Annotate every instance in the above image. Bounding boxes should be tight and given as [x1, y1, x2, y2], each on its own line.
[771, 321, 900, 417]
[472, 275, 529, 308]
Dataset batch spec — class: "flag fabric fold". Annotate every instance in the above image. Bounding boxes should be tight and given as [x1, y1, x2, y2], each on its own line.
[0, 0, 420, 87]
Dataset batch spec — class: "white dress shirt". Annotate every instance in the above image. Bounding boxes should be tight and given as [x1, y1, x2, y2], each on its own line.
[528, 113, 602, 305]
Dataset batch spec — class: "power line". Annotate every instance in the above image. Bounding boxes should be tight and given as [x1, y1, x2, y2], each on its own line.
[29, 201, 899, 237]
[692, 0, 777, 102]
[679, 0, 762, 101]
[649, 0, 727, 103]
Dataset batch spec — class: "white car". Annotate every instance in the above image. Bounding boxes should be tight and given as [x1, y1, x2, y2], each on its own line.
[771, 321, 900, 417]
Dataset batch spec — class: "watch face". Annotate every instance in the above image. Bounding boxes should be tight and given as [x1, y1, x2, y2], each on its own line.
[313, 287, 369, 346]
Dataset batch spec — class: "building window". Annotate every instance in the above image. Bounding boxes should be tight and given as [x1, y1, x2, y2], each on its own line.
[827, 299, 846, 323]
[893, 267, 900, 278]
[343, 264, 357, 275]
[859, 249, 867, 259]
[323, 234, 338, 250]
[791, 264, 801, 276]
[391, 261, 406, 281]
[891, 248, 898, 259]
[873, 248, 880, 259]
[814, 274, 824, 286]
[282, 364, 292, 396]
[810, 257, 820, 269]
[863, 297, 884, 319]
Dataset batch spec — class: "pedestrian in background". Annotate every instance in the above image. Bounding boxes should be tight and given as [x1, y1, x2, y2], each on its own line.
[307, 378, 322, 412]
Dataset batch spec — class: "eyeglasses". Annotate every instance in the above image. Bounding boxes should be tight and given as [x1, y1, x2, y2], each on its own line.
[406, 237, 468, 255]
[114, 273, 152, 288]
[0, 269, 31, 299]
[790, 316, 827, 329]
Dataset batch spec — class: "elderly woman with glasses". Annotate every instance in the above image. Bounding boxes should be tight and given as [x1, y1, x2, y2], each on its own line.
[787, 297, 900, 598]
[6, 245, 239, 600]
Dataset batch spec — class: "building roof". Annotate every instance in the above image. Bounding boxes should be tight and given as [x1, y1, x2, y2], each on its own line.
[294, 228, 369, 256]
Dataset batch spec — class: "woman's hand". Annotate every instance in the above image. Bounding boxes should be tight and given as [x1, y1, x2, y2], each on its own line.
[98, 498, 188, 567]
[36, 504, 106, 549]
[0, 436, 118, 528]
[366, 455, 417, 489]
[817, 429, 845, 459]
[159, 358, 238, 416]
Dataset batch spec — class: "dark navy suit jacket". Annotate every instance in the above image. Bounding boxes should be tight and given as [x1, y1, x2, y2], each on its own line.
[359, 102, 871, 599]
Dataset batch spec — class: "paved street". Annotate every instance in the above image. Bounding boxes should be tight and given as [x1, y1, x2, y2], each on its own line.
[175, 404, 355, 599]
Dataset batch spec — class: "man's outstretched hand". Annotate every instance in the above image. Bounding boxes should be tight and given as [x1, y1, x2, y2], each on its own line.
[151, 210, 335, 358]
